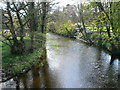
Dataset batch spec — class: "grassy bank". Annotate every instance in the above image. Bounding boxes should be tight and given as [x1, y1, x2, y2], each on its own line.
[1, 41, 46, 82]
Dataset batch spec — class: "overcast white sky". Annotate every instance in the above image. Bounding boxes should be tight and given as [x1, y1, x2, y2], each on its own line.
[0, 0, 88, 9]
[54, 0, 78, 6]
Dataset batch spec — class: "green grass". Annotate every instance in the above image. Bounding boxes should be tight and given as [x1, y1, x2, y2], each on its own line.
[17, 36, 31, 40]
[11, 48, 44, 74]
[86, 26, 112, 32]
[1, 38, 45, 78]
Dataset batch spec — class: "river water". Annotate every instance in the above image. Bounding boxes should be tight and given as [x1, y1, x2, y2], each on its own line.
[1, 33, 119, 88]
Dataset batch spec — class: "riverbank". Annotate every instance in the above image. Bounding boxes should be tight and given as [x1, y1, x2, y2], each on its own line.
[1, 33, 119, 88]
[1, 43, 46, 83]
[49, 31, 119, 59]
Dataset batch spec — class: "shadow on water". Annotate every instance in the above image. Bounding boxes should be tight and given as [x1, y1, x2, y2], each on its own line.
[1, 33, 119, 88]
[32, 67, 40, 88]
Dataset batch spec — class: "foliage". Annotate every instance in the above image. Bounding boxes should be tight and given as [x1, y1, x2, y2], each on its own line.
[48, 19, 77, 38]
[47, 2, 120, 59]
[2, 42, 44, 77]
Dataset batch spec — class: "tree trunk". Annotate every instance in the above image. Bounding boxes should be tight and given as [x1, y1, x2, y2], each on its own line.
[41, 2, 47, 33]
[11, 41, 25, 54]
[7, 2, 18, 44]
[80, 3, 87, 37]
[95, 2, 118, 64]
[29, 2, 37, 52]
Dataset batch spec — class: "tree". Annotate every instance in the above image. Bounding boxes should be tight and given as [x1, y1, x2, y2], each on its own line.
[93, 2, 120, 64]
[28, 2, 37, 52]
[2, 2, 29, 54]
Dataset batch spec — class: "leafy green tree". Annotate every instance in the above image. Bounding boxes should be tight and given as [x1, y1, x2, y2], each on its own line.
[2, 2, 29, 54]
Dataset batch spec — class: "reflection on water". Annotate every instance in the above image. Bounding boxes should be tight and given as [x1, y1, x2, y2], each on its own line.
[1, 33, 119, 88]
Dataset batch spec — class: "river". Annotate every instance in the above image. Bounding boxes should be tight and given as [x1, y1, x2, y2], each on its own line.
[1, 33, 119, 88]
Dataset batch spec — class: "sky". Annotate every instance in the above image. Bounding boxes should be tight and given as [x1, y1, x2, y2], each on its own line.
[54, 0, 78, 7]
[0, 0, 88, 9]
[54, 0, 89, 7]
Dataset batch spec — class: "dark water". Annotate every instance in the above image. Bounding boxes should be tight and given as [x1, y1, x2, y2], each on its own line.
[1, 33, 119, 88]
